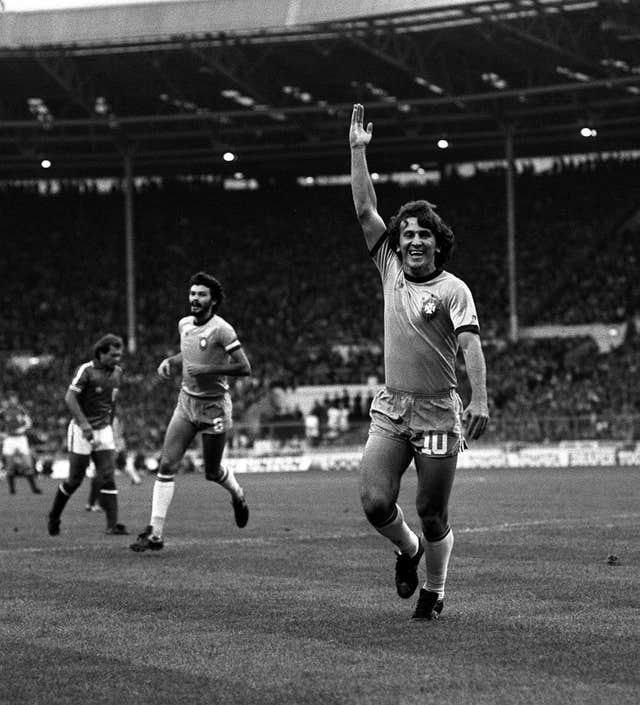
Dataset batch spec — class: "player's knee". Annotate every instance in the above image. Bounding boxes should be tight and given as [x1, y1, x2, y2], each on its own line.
[417, 505, 448, 540]
[62, 479, 82, 495]
[204, 464, 225, 483]
[360, 487, 394, 526]
[157, 460, 177, 481]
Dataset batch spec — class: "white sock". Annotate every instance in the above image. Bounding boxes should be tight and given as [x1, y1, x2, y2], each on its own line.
[216, 464, 242, 497]
[374, 504, 420, 556]
[423, 528, 454, 599]
[150, 479, 175, 538]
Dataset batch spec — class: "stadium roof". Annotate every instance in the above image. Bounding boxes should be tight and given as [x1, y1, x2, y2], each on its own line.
[0, 0, 639, 179]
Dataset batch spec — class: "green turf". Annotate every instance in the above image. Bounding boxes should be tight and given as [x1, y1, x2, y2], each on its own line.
[1, 466, 638, 705]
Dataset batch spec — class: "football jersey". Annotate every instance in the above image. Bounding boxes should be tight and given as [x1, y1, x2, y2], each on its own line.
[179, 314, 242, 398]
[370, 234, 480, 395]
[1, 403, 31, 435]
[68, 361, 122, 429]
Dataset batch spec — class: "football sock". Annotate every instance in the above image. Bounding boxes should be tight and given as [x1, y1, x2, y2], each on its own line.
[49, 483, 71, 519]
[99, 486, 119, 528]
[216, 465, 243, 497]
[150, 477, 175, 538]
[374, 504, 420, 556]
[423, 528, 454, 599]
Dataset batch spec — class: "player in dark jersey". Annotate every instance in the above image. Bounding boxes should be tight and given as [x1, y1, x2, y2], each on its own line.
[130, 271, 252, 552]
[47, 334, 129, 536]
[349, 104, 490, 620]
[1, 392, 42, 495]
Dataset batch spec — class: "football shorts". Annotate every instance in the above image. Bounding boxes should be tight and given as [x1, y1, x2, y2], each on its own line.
[67, 421, 115, 455]
[369, 386, 464, 457]
[2, 435, 30, 457]
[173, 390, 232, 435]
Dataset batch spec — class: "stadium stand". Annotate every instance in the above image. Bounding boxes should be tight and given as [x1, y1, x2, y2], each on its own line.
[1, 157, 639, 455]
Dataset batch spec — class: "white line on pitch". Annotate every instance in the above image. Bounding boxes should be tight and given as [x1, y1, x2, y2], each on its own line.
[2, 512, 639, 554]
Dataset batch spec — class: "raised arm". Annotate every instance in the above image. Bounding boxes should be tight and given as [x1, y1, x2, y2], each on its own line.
[349, 103, 387, 250]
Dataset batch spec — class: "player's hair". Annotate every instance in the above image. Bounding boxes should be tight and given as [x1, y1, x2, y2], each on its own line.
[93, 333, 124, 359]
[387, 200, 455, 268]
[189, 271, 225, 312]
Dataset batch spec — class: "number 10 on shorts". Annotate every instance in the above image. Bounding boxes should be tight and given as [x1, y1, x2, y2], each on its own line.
[421, 431, 448, 455]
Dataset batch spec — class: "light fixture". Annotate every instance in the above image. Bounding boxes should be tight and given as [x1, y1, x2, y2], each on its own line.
[223, 151, 236, 162]
[41, 159, 51, 169]
[437, 138, 449, 149]
[580, 127, 597, 138]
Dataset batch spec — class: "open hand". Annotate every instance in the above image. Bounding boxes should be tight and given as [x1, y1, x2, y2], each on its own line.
[462, 400, 490, 441]
[350, 103, 373, 149]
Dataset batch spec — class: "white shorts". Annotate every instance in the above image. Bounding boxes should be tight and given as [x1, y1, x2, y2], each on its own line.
[2, 435, 30, 457]
[67, 421, 115, 455]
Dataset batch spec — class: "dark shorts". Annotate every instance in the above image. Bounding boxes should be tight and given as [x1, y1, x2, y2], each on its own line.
[369, 386, 464, 457]
[173, 390, 232, 435]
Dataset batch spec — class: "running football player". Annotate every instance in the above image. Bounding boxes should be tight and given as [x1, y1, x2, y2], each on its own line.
[130, 272, 251, 552]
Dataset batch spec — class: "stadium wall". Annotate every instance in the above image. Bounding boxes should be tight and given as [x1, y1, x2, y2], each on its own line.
[45, 442, 639, 478]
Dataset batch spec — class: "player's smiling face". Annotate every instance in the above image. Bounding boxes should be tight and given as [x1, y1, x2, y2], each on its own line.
[189, 284, 214, 320]
[398, 217, 437, 276]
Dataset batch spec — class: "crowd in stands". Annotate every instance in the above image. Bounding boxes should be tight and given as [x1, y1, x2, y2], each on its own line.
[2, 154, 640, 456]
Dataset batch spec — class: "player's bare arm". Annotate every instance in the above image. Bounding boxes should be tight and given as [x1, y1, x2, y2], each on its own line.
[64, 389, 94, 440]
[458, 331, 490, 440]
[158, 352, 182, 379]
[186, 347, 251, 378]
[15, 414, 32, 435]
[350, 103, 386, 249]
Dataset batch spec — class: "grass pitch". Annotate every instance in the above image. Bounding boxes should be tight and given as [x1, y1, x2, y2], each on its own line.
[1, 465, 638, 705]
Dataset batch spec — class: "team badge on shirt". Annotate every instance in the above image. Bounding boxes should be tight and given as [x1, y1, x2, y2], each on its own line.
[199, 337, 208, 349]
[420, 293, 439, 320]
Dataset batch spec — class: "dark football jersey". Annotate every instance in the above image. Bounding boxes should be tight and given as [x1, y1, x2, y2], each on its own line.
[68, 361, 122, 429]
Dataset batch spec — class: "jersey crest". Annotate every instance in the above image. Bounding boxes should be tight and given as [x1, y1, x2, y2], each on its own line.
[420, 293, 439, 320]
[199, 337, 208, 349]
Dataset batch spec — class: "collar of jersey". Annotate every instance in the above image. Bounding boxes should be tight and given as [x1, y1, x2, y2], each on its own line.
[192, 313, 215, 327]
[404, 267, 443, 283]
[93, 360, 116, 371]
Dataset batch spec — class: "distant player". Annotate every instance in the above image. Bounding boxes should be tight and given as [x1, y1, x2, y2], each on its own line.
[1, 392, 42, 495]
[349, 104, 489, 619]
[130, 271, 251, 552]
[47, 334, 129, 536]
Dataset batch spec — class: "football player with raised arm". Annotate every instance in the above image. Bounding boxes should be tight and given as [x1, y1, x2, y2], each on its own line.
[349, 104, 490, 619]
[131, 271, 251, 552]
